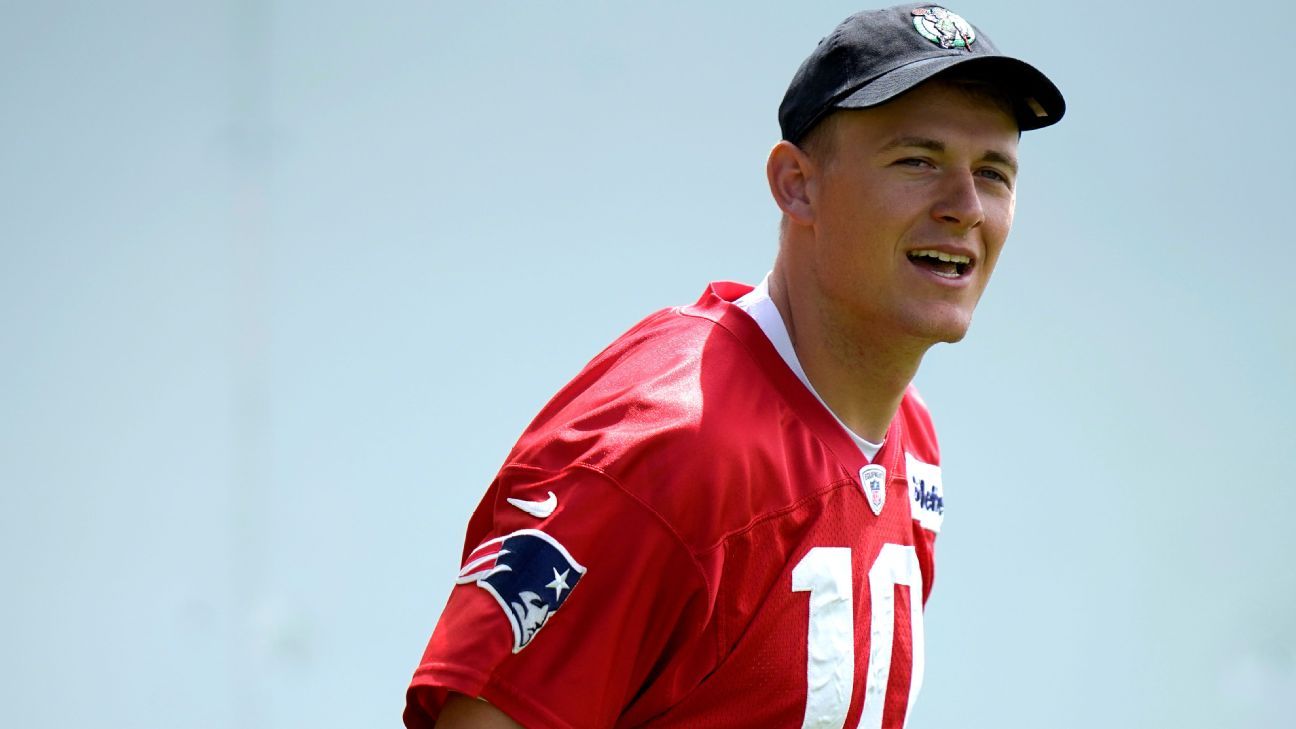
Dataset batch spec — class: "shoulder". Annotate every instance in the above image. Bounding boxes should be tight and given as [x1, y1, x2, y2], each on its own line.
[500, 285, 839, 551]
[511, 288, 787, 472]
[899, 383, 940, 466]
[508, 303, 743, 465]
[900, 384, 945, 535]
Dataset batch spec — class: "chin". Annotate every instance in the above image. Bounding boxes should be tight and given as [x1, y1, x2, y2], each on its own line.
[935, 328, 971, 344]
[911, 312, 975, 345]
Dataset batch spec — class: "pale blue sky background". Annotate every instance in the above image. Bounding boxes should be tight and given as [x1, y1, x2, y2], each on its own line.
[3, 1, 1293, 727]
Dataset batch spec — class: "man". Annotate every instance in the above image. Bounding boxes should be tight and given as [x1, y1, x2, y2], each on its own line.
[405, 5, 1064, 728]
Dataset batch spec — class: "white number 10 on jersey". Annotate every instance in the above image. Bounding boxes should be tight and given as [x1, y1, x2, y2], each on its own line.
[791, 545, 924, 729]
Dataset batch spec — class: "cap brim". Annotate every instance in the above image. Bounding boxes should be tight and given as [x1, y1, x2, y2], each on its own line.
[835, 55, 1065, 131]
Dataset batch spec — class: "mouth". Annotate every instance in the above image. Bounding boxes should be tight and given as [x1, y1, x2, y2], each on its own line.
[906, 249, 974, 279]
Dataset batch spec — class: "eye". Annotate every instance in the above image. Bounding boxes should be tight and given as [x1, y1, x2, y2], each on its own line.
[894, 157, 935, 169]
[977, 167, 1012, 185]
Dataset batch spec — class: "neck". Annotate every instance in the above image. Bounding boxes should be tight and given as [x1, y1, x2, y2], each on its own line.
[768, 265, 928, 444]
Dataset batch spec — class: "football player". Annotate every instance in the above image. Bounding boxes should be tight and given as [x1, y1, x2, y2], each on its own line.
[406, 5, 1064, 728]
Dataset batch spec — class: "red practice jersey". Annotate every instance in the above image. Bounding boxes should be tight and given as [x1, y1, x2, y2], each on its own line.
[405, 282, 946, 729]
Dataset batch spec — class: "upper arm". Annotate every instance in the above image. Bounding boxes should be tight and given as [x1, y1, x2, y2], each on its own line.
[434, 693, 524, 729]
[404, 468, 713, 727]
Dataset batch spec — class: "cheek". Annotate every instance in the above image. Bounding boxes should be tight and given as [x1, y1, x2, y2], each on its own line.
[986, 196, 1015, 256]
[974, 203, 1013, 283]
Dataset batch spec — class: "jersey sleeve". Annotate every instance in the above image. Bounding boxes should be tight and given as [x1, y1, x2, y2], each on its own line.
[404, 464, 713, 729]
[900, 386, 944, 606]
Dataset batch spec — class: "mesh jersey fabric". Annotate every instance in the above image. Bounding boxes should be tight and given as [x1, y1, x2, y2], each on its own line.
[404, 282, 944, 729]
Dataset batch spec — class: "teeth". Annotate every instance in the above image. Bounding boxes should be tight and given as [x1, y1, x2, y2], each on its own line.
[909, 249, 971, 264]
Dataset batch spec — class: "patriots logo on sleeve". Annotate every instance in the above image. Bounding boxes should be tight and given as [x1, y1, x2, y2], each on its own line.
[457, 528, 587, 653]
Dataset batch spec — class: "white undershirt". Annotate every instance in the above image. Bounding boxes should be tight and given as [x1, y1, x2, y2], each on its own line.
[733, 273, 884, 461]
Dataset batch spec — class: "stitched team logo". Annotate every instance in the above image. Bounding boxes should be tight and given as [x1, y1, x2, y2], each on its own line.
[457, 528, 587, 653]
[859, 464, 888, 516]
[911, 6, 976, 50]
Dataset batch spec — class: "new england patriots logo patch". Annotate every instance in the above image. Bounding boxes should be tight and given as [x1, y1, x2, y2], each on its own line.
[457, 529, 587, 653]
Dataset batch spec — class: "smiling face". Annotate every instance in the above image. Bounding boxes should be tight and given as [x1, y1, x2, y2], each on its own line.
[790, 79, 1021, 347]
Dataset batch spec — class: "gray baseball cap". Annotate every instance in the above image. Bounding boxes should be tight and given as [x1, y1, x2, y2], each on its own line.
[779, 5, 1066, 143]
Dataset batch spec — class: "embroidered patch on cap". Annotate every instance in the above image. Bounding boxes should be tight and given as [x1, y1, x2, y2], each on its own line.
[911, 7, 976, 50]
[457, 528, 587, 653]
[860, 464, 888, 516]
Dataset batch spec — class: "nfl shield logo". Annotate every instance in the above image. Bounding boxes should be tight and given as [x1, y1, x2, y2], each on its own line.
[859, 464, 888, 516]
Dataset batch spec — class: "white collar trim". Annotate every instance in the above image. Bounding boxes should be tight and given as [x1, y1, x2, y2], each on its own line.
[733, 273, 883, 461]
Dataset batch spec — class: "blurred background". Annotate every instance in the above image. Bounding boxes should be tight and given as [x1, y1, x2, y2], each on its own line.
[3, 1, 1293, 727]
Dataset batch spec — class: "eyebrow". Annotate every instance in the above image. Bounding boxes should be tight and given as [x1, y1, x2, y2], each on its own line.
[879, 136, 1019, 175]
[982, 150, 1019, 175]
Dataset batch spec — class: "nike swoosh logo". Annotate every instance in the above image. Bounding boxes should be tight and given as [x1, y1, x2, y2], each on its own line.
[506, 491, 558, 518]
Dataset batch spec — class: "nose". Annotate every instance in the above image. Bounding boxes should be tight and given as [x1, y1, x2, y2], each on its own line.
[930, 170, 984, 232]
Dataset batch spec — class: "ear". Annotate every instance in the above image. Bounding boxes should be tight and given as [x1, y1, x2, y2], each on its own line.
[766, 140, 816, 226]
